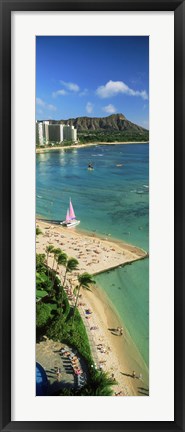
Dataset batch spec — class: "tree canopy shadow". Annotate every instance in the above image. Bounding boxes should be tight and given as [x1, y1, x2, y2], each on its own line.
[108, 328, 121, 336]
[47, 379, 75, 395]
[138, 390, 149, 396]
[138, 386, 149, 392]
[121, 372, 135, 378]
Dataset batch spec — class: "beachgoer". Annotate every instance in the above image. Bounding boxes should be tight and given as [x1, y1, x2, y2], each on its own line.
[56, 367, 60, 380]
[139, 373, 143, 381]
[111, 374, 116, 381]
[132, 370, 136, 379]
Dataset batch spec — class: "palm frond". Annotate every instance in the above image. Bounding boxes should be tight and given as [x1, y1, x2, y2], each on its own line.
[36, 227, 43, 236]
[46, 244, 54, 254]
[57, 252, 67, 266]
[66, 258, 79, 272]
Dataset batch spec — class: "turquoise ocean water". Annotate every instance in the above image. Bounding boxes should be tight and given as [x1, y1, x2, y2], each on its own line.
[36, 144, 149, 367]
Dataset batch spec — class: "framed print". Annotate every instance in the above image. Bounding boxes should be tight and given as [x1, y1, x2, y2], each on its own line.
[0, 0, 184, 431]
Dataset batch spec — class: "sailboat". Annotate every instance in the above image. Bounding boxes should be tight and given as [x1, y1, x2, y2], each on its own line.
[60, 198, 80, 228]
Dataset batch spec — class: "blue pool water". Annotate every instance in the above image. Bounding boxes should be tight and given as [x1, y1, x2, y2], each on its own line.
[36, 362, 48, 396]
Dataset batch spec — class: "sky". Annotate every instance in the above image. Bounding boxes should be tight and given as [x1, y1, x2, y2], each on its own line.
[36, 36, 149, 129]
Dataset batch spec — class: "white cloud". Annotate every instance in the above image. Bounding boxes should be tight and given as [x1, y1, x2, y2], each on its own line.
[52, 89, 67, 98]
[36, 98, 57, 111]
[60, 80, 80, 92]
[36, 98, 45, 107]
[79, 88, 88, 97]
[86, 102, 94, 114]
[96, 80, 148, 100]
[102, 104, 117, 114]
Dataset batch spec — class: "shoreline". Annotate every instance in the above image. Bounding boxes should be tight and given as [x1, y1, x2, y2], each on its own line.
[37, 219, 148, 275]
[36, 219, 149, 395]
[36, 141, 149, 154]
[81, 284, 149, 396]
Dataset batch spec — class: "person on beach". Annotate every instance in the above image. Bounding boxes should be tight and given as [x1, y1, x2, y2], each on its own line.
[111, 373, 116, 381]
[116, 326, 123, 335]
[132, 370, 136, 379]
[56, 367, 61, 380]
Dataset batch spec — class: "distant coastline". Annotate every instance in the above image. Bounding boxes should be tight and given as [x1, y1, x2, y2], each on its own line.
[36, 141, 149, 154]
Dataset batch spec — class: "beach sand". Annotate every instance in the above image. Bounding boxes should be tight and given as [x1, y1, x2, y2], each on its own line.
[36, 141, 149, 154]
[82, 287, 149, 396]
[36, 220, 149, 396]
[37, 220, 147, 275]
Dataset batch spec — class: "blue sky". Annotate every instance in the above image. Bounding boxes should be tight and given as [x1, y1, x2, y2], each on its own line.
[36, 36, 149, 129]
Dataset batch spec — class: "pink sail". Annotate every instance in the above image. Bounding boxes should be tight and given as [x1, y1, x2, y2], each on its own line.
[69, 199, 76, 219]
[66, 209, 70, 222]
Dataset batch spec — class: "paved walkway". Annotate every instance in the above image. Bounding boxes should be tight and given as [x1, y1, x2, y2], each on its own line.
[36, 339, 87, 395]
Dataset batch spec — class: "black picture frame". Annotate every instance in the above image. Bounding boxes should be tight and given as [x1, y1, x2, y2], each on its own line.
[0, 0, 184, 431]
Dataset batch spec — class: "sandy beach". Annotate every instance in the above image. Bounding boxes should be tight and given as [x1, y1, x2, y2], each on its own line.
[37, 220, 147, 275]
[36, 220, 149, 396]
[81, 287, 149, 396]
[36, 141, 149, 154]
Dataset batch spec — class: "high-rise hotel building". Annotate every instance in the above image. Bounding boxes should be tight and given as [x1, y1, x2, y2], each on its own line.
[63, 125, 77, 142]
[36, 121, 77, 146]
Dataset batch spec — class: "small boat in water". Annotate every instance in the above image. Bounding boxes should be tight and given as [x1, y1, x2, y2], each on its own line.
[87, 162, 94, 170]
[60, 199, 80, 228]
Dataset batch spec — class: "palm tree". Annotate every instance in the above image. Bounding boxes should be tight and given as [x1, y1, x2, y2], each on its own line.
[63, 257, 79, 288]
[81, 371, 117, 396]
[52, 248, 62, 273]
[53, 251, 67, 288]
[45, 244, 54, 277]
[60, 257, 79, 305]
[47, 247, 62, 286]
[72, 272, 95, 323]
[46, 244, 54, 267]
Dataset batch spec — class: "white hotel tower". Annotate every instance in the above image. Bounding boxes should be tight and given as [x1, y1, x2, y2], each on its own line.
[36, 121, 77, 146]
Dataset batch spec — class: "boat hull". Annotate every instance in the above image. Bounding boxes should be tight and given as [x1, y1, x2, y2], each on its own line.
[60, 220, 80, 228]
